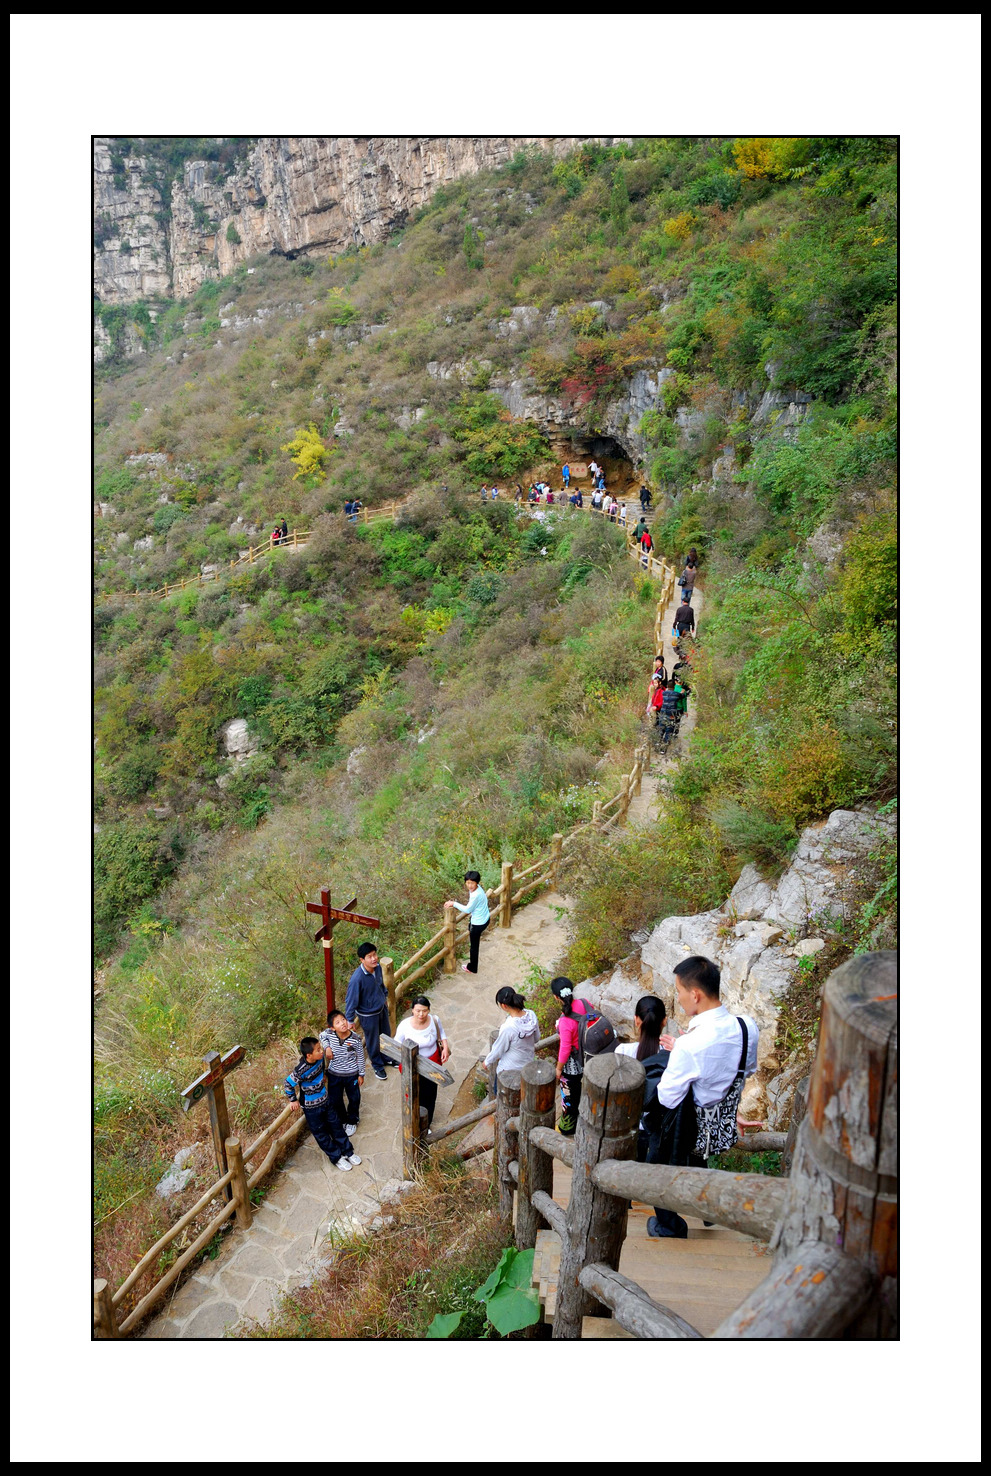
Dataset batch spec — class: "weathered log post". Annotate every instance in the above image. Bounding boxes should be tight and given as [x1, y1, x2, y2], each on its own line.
[382, 956, 397, 1034]
[500, 861, 513, 928]
[770, 950, 898, 1338]
[495, 1069, 522, 1221]
[592, 800, 603, 829]
[781, 1072, 810, 1175]
[618, 773, 631, 824]
[400, 1039, 421, 1180]
[632, 747, 644, 797]
[226, 1137, 252, 1230]
[442, 903, 457, 974]
[516, 1060, 557, 1252]
[549, 833, 564, 890]
[552, 1053, 643, 1340]
[93, 1278, 120, 1339]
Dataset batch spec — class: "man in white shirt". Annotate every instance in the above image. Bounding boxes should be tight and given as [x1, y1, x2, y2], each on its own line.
[646, 955, 759, 1239]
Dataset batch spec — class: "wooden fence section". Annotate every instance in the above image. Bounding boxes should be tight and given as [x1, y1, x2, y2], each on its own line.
[475, 950, 897, 1340]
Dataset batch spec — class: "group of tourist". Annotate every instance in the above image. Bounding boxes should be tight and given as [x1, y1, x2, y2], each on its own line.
[343, 498, 363, 523]
[269, 518, 289, 547]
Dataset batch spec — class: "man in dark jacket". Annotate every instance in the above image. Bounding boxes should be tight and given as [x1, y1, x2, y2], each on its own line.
[344, 942, 392, 1080]
[673, 595, 696, 641]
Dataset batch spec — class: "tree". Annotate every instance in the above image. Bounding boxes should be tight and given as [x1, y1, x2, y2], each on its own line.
[280, 422, 332, 482]
[462, 223, 484, 271]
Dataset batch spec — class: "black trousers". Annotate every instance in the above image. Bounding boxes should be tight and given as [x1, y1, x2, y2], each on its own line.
[468, 920, 488, 973]
[418, 1075, 438, 1127]
[328, 1075, 361, 1126]
[304, 1100, 352, 1164]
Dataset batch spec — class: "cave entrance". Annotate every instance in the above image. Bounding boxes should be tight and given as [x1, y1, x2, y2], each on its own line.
[541, 429, 641, 497]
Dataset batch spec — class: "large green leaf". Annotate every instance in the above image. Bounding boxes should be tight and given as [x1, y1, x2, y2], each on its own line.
[501, 1247, 535, 1288]
[425, 1310, 464, 1339]
[485, 1285, 541, 1336]
[473, 1247, 514, 1302]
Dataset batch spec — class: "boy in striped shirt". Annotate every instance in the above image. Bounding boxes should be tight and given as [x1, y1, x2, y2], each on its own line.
[319, 1009, 366, 1138]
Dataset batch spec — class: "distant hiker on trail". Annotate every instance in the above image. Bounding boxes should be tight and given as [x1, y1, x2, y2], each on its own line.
[562, 463, 571, 487]
[608, 497, 619, 522]
[673, 594, 696, 641]
[639, 484, 649, 511]
[344, 942, 392, 1082]
[446, 870, 490, 974]
[640, 528, 653, 565]
[550, 977, 617, 1137]
[280, 517, 289, 544]
[545, 487, 555, 504]
[648, 955, 761, 1238]
[574, 488, 583, 508]
[528, 485, 538, 504]
[591, 487, 603, 512]
[319, 1008, 365, 1140]
[271, 525, 281, 549]
[285, 1037, 361, 1171]
[491, 485, 499, 500]
[642, 484, 653, 508]
[483, 986, 540, 1089]
[685, 546, 699, 568]
[681, 561, 698, 603]
[647, 675, 668, 729]
[394, 995, 450, 1128]
[589, 459, 600, 483]
[619, 502, 627, 526]
[633, 516, 648, 544]
[515, 484, 525, 504]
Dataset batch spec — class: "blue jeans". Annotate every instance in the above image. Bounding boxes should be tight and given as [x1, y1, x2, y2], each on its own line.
[304, 1099, 352, 1163]
[329, 1075, 361, 1126]
[358, 1006, 392, 1072]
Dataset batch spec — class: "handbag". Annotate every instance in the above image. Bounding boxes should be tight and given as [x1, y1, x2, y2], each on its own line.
[693, 1020, 749, 1158]
[427, 1014, 444, 1065]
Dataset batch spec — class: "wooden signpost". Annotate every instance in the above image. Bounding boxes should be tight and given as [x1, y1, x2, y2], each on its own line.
[306, 887, 381, 1017]
[180, 1045, 245, 1198]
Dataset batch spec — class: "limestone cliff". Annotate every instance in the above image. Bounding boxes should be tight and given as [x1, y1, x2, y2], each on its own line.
[94, 136, 603, 304]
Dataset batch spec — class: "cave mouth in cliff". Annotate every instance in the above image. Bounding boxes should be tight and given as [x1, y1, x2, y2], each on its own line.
[543, 429, 640, 494]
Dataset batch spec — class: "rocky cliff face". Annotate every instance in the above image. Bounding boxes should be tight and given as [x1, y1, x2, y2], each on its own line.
[578, 806, 896, 1128]
[94, 136, 600, 305]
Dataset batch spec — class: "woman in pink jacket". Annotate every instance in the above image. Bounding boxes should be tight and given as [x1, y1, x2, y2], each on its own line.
[551, 976, 589, 1136]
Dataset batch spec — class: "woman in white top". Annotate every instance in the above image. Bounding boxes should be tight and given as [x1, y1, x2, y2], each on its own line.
[483, 987, 540, 1084]
[446, 869, 490, 974]
[394, 994, 449, 1127]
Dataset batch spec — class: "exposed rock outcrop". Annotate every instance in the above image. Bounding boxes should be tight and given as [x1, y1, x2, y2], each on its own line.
[94, 137, 603, 305]
[579, 806, 894, 1123]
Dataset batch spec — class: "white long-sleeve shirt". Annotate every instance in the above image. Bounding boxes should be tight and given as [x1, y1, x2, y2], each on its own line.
[394, 1014, 447, 1057]
[484, 1009, 540, 1077]
[656, 1005, 759, 1109]
[452, 887, 490, 926]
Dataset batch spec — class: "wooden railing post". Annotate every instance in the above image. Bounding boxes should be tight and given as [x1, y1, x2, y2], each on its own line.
[400, 1039, 421, 1180]
[225, 1137, 252, 1229]
[442, 903, 457, 973]
[592, 800, 603, 829]
[549, 833, 563, 891]
[516, 1060, 556, 1252]
[248, 543, 255, 564]
[500, 862, 513, 928]
[632, 748, 643, 797]
[552, 1053, 643, 1340]
[382, 956, 397, 1034]
[293, 528, 298, 547]
[619, 774, 631, 825]
[495, 1068, 522, 1221]
[93, 1278, 120, 1339]
[768, 950, 898, 1338]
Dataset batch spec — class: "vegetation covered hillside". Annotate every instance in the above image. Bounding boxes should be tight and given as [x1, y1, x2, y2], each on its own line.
[93, 136, 897, 1287]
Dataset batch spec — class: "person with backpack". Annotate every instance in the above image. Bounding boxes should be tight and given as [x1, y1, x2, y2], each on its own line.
[633, 516, 648, 545]
[319, 1008, 365, 1140]
[680, 560, 698, 604]
[647, 956, 760, 1236]
[344, 942, 392, 1081]
[285, 1036, 361, 1171]
[550, 976, 616, 1136]
[394, 995, 450, 1129]
[640, 528, 653, 566]
[446, 870, 490, 973]
[483, 986, 540, 1089]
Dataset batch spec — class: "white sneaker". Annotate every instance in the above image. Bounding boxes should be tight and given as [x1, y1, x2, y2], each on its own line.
[334, 1157, 353, 1171]
[345, 1153, 362, 1167]
[345, 1123, 358, 1137]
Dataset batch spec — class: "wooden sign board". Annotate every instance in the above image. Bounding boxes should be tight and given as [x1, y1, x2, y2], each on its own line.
[181, 1044, 245, 1111]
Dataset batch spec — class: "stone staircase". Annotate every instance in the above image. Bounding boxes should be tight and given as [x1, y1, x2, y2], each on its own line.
[532, 1160, 772, 1338]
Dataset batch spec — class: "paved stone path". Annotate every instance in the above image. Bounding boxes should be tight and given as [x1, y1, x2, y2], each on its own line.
[142, 889, 573, 1339]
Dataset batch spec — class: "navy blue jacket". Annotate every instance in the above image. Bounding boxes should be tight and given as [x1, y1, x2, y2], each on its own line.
[345, 961, 388, 1020]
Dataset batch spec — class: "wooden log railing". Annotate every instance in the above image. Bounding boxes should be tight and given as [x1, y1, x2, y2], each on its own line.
[488, 952, 897, 1341]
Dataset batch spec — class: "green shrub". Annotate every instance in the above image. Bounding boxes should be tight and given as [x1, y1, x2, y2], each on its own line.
[94, 820, 181, 959]
[710, 800, 797, 875]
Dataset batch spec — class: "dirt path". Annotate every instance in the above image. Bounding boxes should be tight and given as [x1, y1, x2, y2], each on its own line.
[141, 888, 573, 1339]
[626, 575, 704, 828]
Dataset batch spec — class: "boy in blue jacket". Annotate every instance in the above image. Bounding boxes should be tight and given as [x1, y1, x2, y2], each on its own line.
[285, 1037, 361, 1171]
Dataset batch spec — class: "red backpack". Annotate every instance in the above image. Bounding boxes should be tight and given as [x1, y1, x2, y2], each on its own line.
[566, 999, 618, 1071]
